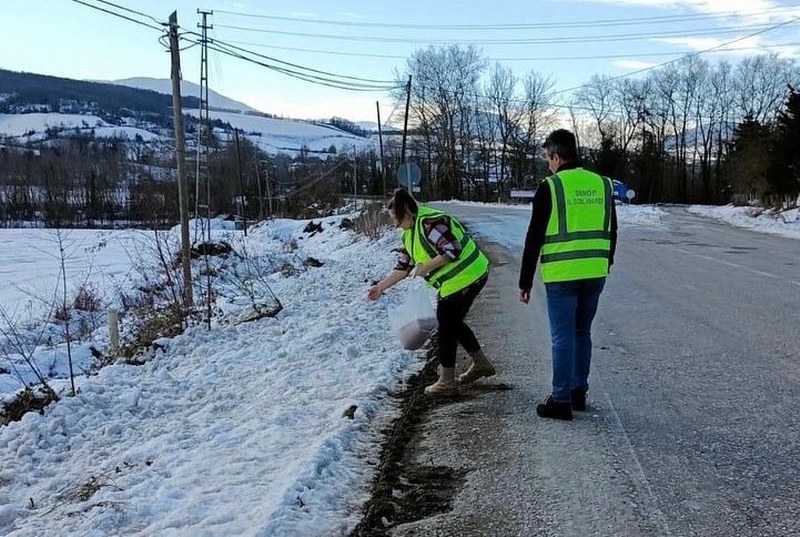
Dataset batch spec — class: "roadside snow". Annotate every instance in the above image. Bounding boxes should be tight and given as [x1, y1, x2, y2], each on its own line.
[0, 217, 425, 536]
[688, 204, 800, 240]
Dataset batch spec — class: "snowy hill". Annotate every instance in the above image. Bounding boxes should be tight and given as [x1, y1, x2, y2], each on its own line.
[111, 77, 257, 113]
[0, 112, 163, 142]
[188, 109, 375, 155]
[0, 69, 374, 158]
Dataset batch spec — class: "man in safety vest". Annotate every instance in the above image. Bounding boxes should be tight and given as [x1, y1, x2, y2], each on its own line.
[519, 129, 618, 421]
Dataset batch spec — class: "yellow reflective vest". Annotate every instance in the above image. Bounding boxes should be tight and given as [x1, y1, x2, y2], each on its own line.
[402, 205, 489, 298]
[540, 168, 614, 283]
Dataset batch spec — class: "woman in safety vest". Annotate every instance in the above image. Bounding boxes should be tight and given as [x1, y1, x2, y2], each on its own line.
[368, 189, 495, 397]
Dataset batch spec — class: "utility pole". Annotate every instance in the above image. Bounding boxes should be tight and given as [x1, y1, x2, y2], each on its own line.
[195, 9, 215, 330]
[233, 129, 247, 236]
[400, 75, 412, 164]
[198, 9, 213, 235]
[353, 145, 358, 206]
[168, 11, 192, 308]
[376, 101, 386, 195]
[254, 160, 265, 220]
[264, 163, 274, 217]
[259, 160, 273, 217]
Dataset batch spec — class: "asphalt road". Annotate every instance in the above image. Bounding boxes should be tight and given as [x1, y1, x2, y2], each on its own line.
[390, 205, 799, 537]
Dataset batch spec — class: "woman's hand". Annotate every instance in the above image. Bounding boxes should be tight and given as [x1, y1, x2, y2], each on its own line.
[368, 285, 383, 301]
[410, 263, 429, 279]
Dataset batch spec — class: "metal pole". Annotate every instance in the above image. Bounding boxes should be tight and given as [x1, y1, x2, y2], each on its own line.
[233, 129, 247, 236]
[353, 145, 358, 206]
[376, 101, 386, 195]
[168, 11, 193, 308]
[401, 75, 412, 164]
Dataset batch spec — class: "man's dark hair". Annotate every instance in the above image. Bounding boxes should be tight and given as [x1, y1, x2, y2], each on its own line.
[542, 129, 579, 161]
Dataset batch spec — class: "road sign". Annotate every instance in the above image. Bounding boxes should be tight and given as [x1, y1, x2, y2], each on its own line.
[626, 189, 636, 202]
[396, 162, 422, 190]
[510, 190, 536, 198]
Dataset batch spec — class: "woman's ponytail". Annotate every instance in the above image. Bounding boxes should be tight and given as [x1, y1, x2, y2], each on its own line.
[387, 188, 418, 223]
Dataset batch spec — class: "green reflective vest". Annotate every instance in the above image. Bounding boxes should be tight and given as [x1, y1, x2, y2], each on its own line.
[540, 168, 613, 283]
[402, 205, 489, 298]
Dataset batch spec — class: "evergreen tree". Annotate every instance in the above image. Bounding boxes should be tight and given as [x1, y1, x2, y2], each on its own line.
[726, 116, 772, 203]
[766, 88, 800, 201]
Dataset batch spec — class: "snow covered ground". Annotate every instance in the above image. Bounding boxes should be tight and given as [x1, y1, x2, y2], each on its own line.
[186, 109, 375, 157]
[0, 110, 372, 158]
[0, 113, 161, 142]
[688, 204, 800, 240]
[0, 216, 428, 536]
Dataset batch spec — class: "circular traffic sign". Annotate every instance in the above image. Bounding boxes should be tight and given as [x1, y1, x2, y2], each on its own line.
[396, 162, 422, 188]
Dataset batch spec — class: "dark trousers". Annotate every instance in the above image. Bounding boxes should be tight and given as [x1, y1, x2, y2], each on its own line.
[436, 275, 487, 368]
[544, 277, 606, 403]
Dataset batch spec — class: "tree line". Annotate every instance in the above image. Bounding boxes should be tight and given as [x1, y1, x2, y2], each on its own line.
[396, 46, 799, 207]
[0, 128, 390, 227]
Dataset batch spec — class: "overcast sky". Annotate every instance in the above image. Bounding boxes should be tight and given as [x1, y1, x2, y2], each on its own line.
[1, 0, 799, 122]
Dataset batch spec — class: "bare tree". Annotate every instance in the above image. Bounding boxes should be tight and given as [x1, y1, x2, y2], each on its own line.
[512, 71, 555, 188]
[486, 63, 519, 197]
[398, 45, 486, 198]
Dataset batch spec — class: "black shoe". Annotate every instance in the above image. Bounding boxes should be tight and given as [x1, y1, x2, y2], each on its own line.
[571, 389, 587, 411]
[536, 396, 574, 421]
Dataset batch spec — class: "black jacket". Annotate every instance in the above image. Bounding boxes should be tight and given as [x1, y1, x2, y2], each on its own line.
[518, 162, 618, 291]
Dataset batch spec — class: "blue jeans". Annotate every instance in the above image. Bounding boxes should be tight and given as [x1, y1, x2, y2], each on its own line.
[544, 278, 606, 403]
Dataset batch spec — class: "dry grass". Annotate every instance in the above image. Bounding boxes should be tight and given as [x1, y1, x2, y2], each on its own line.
[350, 203, 392, 239]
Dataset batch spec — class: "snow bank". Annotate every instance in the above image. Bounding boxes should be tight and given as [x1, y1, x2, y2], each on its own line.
[688, 204, 800, 240]
[0, 216, 424, 536]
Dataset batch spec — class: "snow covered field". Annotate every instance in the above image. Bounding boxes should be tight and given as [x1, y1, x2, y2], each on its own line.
[0, 110, 372, 158]
[0, 113, 161, 142]
[0, 216, 427, 536]
[688, 204, 800, 240]
[186, 110, 375, 157]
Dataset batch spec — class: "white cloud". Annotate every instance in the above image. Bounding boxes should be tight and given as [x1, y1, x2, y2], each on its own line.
[658, 36, 800, 58]
[614, 59, 660, 69]
[570, 0, 800, 22]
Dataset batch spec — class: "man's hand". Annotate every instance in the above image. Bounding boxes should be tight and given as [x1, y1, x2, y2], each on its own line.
[518, 288, 531, 304]
[367, 285, 383, 301]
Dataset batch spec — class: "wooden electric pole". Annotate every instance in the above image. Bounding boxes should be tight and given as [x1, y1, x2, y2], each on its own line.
[168, 11, 193, 308]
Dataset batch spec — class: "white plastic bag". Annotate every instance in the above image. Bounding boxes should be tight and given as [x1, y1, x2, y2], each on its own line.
[390, 284, 438, 350]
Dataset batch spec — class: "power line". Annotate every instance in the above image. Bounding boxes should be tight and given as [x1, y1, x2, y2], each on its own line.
[211, 4, 800, 31]
[181, 30, 398, 85]
[67, 0, 164, 32]
[174, 28, 400, 92]
[214, 38, 800, 62]
[211, 21, 790, 45]
[89, 0, 165, 26]
[552, 13, 800, 95]
[191, 37, 400, 91]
